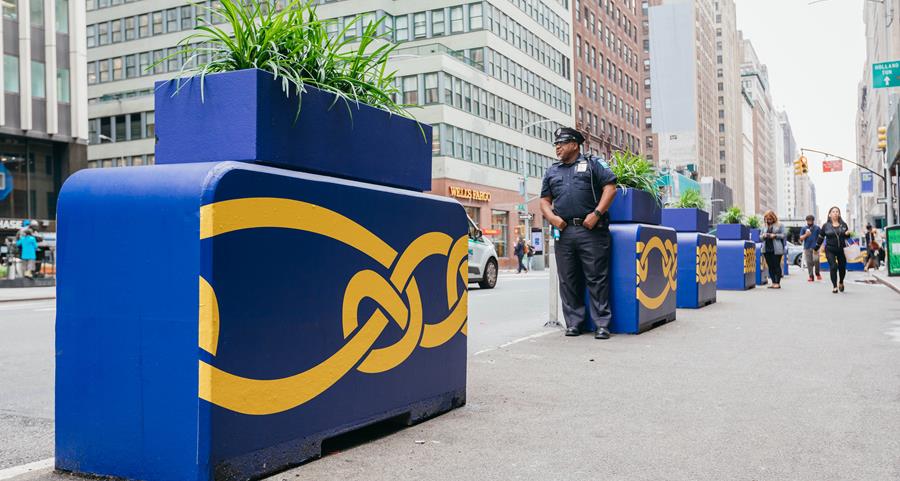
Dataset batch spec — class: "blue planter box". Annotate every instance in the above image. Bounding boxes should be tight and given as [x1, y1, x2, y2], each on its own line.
[749, 228, 761, 242]
[56, 162, 468, 481]
[608, 188, 662, 225]
[675, 233, 717, 308]
[755, 244, 768, 286]
[661, 208, 710, 233]
[586, 223, 676, 333]
[820, 246, 867, 272]
[717, 223, 749, 241]
[154, 69, 432, 192]
[717, 240, 755, 290]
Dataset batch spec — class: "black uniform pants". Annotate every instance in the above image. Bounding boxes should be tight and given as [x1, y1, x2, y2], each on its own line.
[554, 225, 611, 330]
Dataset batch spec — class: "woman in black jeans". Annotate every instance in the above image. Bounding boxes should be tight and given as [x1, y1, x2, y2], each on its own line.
[815, 206, 850, 293]
[759, 210, 785, 289]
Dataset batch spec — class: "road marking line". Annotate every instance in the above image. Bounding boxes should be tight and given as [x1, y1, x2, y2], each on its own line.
[0, 458, 54, 480]
[0, 302, 55, 311]
[473, 329, 556, 356]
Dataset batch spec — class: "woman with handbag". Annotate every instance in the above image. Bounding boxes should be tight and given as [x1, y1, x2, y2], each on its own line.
[760, 210, 786, 289]
[815, 206, 851, 293]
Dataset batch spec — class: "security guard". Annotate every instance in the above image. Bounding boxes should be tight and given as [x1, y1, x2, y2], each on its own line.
[540, 128, 617, 339]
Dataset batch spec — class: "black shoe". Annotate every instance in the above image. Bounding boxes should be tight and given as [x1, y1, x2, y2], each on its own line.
[839, 283, 845, 292]
[595, 327, 610, 340]
[565, 327, 580, 337]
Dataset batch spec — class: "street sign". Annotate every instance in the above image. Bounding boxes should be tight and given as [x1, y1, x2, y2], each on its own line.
[822, 159, 843, 172]
[482, 228, 501, 236]
[515, 203, 526, 213]
[861, 172, 875, 195]
[519, 213, 534, 220]
[873, 61, 900, 89]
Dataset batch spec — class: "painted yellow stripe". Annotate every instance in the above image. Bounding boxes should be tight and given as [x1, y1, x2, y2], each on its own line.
[200, 197, 398, 268]
[199, 276, 219, 356]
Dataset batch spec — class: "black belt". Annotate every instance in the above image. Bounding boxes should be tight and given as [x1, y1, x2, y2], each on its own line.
[565, 218, 585, 226]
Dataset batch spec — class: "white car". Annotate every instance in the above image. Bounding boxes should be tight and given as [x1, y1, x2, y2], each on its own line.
[466, 217, 498, 289]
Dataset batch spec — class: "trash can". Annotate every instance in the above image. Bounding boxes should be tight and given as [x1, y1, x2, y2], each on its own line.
[887, 225, 900, 276]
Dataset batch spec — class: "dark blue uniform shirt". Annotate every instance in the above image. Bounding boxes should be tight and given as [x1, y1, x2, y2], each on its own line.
[541, 154, 617, 220]
[800, 225, 820, 250]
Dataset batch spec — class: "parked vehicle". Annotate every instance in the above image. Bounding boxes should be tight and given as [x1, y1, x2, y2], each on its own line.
[467, 217, 498, 289]
[786, 241, 804, 266]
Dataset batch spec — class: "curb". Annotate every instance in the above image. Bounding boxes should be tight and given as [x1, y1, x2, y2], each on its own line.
[0, 296, 56, 303]
[872, 272, 900, 295]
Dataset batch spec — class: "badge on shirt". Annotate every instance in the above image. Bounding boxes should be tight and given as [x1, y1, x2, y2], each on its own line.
[576, 161, 588, 173]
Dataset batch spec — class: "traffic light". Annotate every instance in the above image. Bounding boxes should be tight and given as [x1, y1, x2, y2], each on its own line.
[801, 156, 808, 174]
[794, 155, 806, 176]
[878, 126, 888, 151]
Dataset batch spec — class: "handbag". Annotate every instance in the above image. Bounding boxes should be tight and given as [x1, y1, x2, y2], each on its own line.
[843, 240, 858, 263]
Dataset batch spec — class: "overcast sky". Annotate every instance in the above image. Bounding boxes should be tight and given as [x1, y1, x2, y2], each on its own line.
[734, 0, 865, 220]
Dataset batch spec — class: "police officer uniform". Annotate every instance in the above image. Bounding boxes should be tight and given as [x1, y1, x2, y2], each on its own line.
[541, 128, 617, 338]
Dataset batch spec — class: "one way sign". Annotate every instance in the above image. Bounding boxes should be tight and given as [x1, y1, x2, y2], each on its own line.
[874, 61, 900, 89]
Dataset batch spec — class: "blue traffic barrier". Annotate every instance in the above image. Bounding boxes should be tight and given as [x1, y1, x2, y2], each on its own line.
[717, 240, 755, 290]
[57, 68, 466, 481]
[662, 208, 716, 309]
[607, 223, 678, 333]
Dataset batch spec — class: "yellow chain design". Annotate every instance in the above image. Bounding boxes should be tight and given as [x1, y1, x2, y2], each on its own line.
[635, 237, 678, 310]
[696, 244, 717, 285]
[743, 247, 755, 274]
[196, 198, 468, 416]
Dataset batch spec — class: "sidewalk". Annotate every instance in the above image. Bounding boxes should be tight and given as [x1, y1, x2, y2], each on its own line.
[8, 272, 900, 481]
[0, 286, 55, 303]
[872, 270, 900, 295]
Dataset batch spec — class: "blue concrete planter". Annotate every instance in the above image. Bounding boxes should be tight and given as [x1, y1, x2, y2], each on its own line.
[56, 162, 469, 481]
[608, 188, 662, 225]
[820, 246, 867, 272]
[605, 223, 677, 333]
[154, 69, 432, 192]
[716, 223, 749, 241]
[661, 208, 709, 233]
[749, 228, 761, 242]
[675, 232, 717, 308]
[717, 240, 755, 290]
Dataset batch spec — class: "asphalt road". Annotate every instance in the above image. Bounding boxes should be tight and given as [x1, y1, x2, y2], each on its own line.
[467, 271, 553, 355]
[0, 300, 55, 470]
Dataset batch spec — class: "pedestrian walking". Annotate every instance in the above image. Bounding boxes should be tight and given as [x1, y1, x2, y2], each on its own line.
[798, 215, 822, 282]
[526, 241, 535, 271]
[16, 229, 38, 278]
[864, 224, 879, 271]
[540, 127, 618, 339]
[815, 206, 851, 293]
[760, 210, 785, 289]
[514, 237, 527, 274]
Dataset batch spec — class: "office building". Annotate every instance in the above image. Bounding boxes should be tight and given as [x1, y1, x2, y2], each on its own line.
[572, 0, 644, 157]
[86, 0, 574, 268]
[647, 0, 718, 178]
[714, 0, 744, 207]
[740, 38, 775, 214]
[640, 0, 658, 164]
[0, 0, 87, 232]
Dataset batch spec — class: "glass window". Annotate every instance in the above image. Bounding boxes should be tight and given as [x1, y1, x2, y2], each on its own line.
[4, 56, 19, 93]
[124, 54, 136, 78]
[87, 61, 96, 84]
[166, 8, 178, 32]
[30, 0, 43, 27]
[432, 124, 440, 155]
[413, 12, 426, 38]
[402, 75, 418, 105]
[469, 3, 483, 30]
[394, 15, 408, 41]
[152, 11, 163, 35]
[124, 16, 135, 40]
[450, 6, 463, 32]
[114, 115, 126, 141]
[98, 22, 108, 45]
[181, 5, 193, 30]
[424, 73, 438, 104]
[139, 52, 150, 75]
[57, 68, 69, 102]
[56, 0, 68, 33]
[432, 9, 444, 36]
[3, 1, 16, 19]
[152, 49, 164, 74]
[111, 19, 121, 42]
[145, 111, 155, 137]
[99, 117, 111, 140]
[128, 113, 141, 140]
[86, 24, 96, 47]
[112, 57, 122, 80]
[491, 210, 508, 257]
[31, 61, 45, 97]
[132, 156, 144, 166]
[138, 14, 149, 37]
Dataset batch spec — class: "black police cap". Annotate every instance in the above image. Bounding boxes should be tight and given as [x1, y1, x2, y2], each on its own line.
[553, 127, 585, 145]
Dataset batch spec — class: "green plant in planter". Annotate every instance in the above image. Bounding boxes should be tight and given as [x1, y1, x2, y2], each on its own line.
[718, 206, 744, 224]
[159, 0, 410, 120]
[670, 188, 706, 209]
[746, 215, 762, 229]
[609, 150, 662, 204]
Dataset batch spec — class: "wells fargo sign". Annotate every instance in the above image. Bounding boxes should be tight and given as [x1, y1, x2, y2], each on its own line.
[448, 186, 491, 202]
